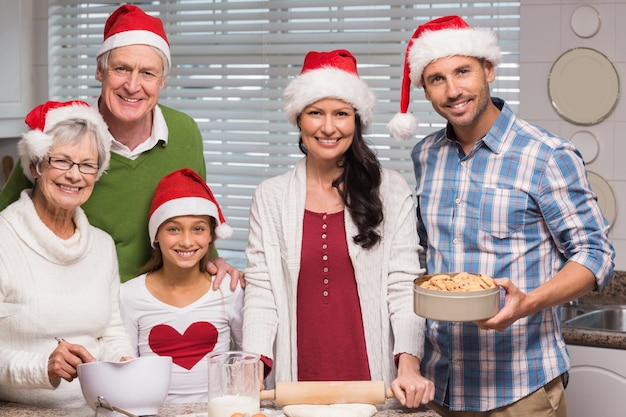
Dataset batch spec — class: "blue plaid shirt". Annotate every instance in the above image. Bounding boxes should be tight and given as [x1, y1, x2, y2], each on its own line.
[412, 98, 615, 411]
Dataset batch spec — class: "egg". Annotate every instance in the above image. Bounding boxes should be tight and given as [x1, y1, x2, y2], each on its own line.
[230, 414, 244, 417]
[251, 414, 267, 417]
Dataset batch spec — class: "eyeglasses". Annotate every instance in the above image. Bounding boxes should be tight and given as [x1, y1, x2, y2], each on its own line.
[46, 156, 99, 175]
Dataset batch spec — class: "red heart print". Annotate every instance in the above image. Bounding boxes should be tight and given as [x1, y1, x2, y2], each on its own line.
[149, 322, 218, 370]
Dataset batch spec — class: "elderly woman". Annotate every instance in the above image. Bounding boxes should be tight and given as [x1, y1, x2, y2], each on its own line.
[242, 50, 435, 409]
[0, 101, 134, 408]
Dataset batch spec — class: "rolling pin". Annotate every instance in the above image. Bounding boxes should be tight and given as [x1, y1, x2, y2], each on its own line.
[260, 380, 395, 405]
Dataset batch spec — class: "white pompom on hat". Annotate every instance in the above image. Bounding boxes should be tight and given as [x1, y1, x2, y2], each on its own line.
[284, 49, 376, 132]
[148, 168, 233, 247]
[387, 15, 502, 141]
[97, 4, 171, 70]
[19, 100, 111, 181]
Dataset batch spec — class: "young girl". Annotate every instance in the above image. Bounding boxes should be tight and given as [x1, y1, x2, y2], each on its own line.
[120, 168, 242, 403]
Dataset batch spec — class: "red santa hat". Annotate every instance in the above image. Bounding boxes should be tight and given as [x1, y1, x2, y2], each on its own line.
[148, 168, 233, 246]
[97, 4, 171, 70]
[283, 49, 376, 132]
[387, 15, 502, 140]
[19, 100, 111, 181]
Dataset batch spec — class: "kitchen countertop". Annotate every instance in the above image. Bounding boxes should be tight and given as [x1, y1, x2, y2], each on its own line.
[0, 399, 441, 417]
[562, 270, 626, 350]
[6, 272, 626, 417]
[563, 323, 626, 349]
[562, 307, 626, 349]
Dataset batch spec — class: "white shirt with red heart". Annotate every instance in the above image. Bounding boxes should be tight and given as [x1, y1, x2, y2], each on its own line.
[120, 273, 243, 403]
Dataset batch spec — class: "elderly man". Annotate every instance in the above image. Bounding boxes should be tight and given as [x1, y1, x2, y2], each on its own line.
[0, 4, 240, 284]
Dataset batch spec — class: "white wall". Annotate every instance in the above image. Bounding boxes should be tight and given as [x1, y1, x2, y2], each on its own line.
[520, 0, 626, 269]
[0, 0, 47, 183]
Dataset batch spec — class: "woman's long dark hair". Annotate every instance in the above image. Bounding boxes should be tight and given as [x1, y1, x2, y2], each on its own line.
[299, 113, 383, 249]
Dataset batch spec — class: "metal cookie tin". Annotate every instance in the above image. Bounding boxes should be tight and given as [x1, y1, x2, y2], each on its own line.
[413, 273, 501, 321]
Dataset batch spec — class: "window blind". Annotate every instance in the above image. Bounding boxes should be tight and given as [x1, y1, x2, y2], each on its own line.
[48, 0, 520, 256]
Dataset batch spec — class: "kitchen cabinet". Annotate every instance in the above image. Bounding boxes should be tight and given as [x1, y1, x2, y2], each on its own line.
[0, 0, 34, 138]
[566, 344, 626, 416]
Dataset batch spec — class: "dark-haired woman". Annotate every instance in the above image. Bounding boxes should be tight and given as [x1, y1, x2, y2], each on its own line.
[242, 50, 434, 408]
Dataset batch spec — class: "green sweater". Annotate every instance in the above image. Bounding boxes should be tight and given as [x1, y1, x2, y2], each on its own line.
[0, 104, 208, 282]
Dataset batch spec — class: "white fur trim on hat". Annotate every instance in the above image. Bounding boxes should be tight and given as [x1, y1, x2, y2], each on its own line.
[387, 18, 502, 141]
[284, 67, 376, 132]
[387, 112, 419, 141]
[215, 222, 233, 240]
[18, 130, 53, 181]
[97, 29, 171, 69]
[148, 197, 232, 246]
[409, 27, 501, 88]
[19, 104, 111, 182]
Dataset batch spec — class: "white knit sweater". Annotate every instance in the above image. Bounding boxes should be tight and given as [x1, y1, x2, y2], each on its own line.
[0, 190, 134, 408]
[242, 158, 427, 388]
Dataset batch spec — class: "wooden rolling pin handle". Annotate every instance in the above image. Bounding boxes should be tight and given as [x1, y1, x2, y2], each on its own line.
[259, 381, 395, 405]
[260, 388, 276, 401]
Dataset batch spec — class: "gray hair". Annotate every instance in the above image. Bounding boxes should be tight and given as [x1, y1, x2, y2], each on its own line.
[18, 103, 111, 182]
[96, 46, 170, 79]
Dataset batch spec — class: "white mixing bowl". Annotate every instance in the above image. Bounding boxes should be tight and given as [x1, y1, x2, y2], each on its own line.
[77, 356, 172, 415]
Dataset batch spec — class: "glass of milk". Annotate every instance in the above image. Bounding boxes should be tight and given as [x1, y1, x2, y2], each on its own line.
[207, 351, 260, 417]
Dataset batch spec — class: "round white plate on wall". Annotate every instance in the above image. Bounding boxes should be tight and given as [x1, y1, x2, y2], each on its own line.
[571, 5, 601, 38]
[587, 171, 617, 229]
[570, 130, 599, 163]
[548, 47, 620, 126]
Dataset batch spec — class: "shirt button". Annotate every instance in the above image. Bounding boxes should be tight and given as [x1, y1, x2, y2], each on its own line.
[452, 357, 459, 364]
[322, 224, 328, 230]
[322, 244, 327, 250]
[322, 255, 328, 261]
[455, 198, 461, 204]
[322, 214, 327, 220]
[453, 238, 459, 244]
[323, 278, 329, 284]
[322, 234, 327, 239]
[323, 267, 329, 273]
[323, 291, 329, 297]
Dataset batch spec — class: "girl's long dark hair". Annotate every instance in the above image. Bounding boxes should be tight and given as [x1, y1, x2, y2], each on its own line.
[299, 113, 383, 249]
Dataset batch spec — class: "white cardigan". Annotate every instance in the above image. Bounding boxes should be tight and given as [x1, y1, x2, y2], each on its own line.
[0, 190, 134, 408]
[243, 158, 426, 387]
